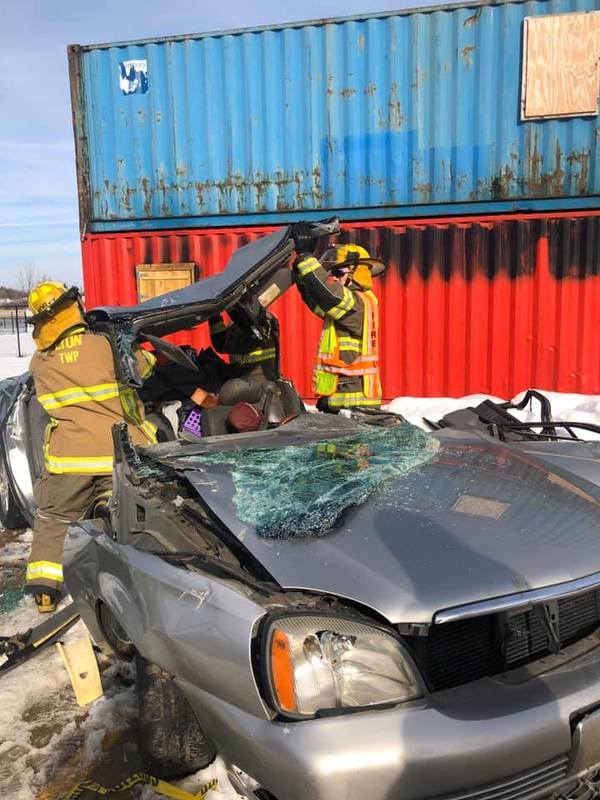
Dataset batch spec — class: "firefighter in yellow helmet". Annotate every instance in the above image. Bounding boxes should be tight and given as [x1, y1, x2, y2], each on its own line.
[26, 282, 157, 612]
[291, 225, 385, 412]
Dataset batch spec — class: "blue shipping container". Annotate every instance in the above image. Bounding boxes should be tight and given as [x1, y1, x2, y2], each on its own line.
[68, 0, 600, 232]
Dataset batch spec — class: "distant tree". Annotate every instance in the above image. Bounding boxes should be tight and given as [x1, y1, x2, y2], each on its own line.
[15, 264, 51, 296]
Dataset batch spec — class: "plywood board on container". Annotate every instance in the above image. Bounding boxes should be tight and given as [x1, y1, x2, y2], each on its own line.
[522, 11, 600, 119]
[136, 262, 196, 302]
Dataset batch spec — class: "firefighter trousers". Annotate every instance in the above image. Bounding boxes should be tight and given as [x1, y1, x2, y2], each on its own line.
[26, 473, 112, 593]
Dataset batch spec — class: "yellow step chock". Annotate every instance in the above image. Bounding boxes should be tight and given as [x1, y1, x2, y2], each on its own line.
[56, 633, 103, 707]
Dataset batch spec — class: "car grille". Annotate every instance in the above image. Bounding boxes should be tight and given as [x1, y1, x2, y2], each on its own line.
[505, 591, 600, 667]
[551, 767, 600, 800]
[407, 589, 600, 691]
[439, 755, 569, 800]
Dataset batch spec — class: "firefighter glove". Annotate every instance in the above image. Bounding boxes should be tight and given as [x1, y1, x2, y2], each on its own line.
[291, 222, 319, 255]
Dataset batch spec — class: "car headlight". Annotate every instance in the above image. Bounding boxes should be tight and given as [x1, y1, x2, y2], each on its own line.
[262, 614, 422, 718]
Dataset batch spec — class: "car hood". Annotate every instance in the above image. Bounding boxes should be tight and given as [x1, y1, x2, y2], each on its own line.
[174, 421, 600, 624]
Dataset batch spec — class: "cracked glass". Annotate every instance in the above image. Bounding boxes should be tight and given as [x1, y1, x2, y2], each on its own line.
[182, 423, 439, 539]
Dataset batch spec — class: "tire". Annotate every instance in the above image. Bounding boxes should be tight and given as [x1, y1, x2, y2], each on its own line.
[136, 654, 216, 778]
[98, 602, 135, 659]
[0, 453, 28, 530]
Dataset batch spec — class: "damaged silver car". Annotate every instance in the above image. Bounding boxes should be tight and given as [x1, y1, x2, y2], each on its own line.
[3, 221, 600, 800]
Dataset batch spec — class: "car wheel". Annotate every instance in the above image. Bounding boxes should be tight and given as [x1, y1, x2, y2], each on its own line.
[98, 602, 135, 658]
[136, 654, 216, 778]
[0, 454, 28, 530]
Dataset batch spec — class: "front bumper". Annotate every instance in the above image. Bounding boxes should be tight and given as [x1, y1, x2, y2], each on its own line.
[178, 635, 600, 800]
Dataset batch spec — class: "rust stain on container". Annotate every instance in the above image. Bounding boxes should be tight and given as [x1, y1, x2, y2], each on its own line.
[141, 177, 152, 216]
[567, 151, 590, 195]
[463, 10, 481, 27]
[340, 87, 357, 98]
[461, 46, 475, 69]
[414, 182, 433, 202]
[490, 167, 515, 200]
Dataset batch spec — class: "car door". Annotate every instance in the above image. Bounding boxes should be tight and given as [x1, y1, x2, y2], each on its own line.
[0, 374, 44, 527]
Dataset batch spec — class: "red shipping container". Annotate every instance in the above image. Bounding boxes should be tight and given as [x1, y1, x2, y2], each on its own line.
[82, 211, 600, 401]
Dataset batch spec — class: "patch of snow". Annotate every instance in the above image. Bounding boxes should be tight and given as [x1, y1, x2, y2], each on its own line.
[384, 389, 600, 439]
[384, 393, 504, 427]
[0, 528, 32, 565]
[0, 597, 85, 798]
[0, 331, 34, 381]
[137, 757, 241, 799]
[79, 660, 138, 765]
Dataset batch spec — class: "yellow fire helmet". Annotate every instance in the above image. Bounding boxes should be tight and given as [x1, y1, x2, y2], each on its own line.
[28, 281, 85, 351]
[320, 244, 386, 289]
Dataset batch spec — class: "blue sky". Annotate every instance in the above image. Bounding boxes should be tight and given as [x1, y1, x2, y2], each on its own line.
[0, 0, 439, 289]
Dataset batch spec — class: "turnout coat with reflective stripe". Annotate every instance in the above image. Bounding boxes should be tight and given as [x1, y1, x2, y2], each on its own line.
[209, 313, 278, 382]
[30, 329, 156, 474]
[294, 256, 382, 408]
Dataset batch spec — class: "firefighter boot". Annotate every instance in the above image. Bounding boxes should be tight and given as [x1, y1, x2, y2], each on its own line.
[34, 590, 59, 614]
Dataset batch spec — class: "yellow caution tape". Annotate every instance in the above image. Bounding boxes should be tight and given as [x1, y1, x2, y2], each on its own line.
[55, 772, 218, 800]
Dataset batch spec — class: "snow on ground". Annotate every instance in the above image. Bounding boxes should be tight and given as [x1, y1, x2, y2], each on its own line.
[0, 329, 35, 378]
[2, 328, 600, 797]
[0, 528, 241, 800]
[385, 389, 600, 439]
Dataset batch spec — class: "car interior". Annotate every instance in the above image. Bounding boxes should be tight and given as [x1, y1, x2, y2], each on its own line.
[145, 367, 306, 442]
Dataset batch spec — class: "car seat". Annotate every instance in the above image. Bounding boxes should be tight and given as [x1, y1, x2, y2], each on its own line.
[200, 378, 304, 437]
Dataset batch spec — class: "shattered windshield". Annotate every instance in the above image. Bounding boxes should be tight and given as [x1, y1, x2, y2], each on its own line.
[181, 422, 439, 538]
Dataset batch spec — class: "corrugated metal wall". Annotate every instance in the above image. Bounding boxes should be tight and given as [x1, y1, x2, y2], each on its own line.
[70, 0, 600, 231]
[81, 211, 600, 399]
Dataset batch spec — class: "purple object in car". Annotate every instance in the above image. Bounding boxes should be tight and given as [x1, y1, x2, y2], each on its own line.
[182, 408, 203, 439]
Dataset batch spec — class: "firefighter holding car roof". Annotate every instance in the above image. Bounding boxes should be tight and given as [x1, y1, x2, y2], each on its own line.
[292, 224, 385, 412]
[25, 282, 157, 613]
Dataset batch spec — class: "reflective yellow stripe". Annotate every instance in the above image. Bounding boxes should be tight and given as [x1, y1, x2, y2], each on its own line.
[296, 257, 321, 277]
[327, 288, 356, 320]
[139, 350, 156, 379]
[38, 382, 120, 411]
[328, 393, 381, 407]
[231, 347, 276, 365]
[44, 445, 114, 475]
[119, 387, 157, 444]
[338, 336, 361, 353]
[360, 291, 381, 400]
[26, 560, 64, 583]
[314, 320, 339, 396]
[139, 419, 158, 443]
[119, 387, 138, 420]
[314, 305, 326, 319]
